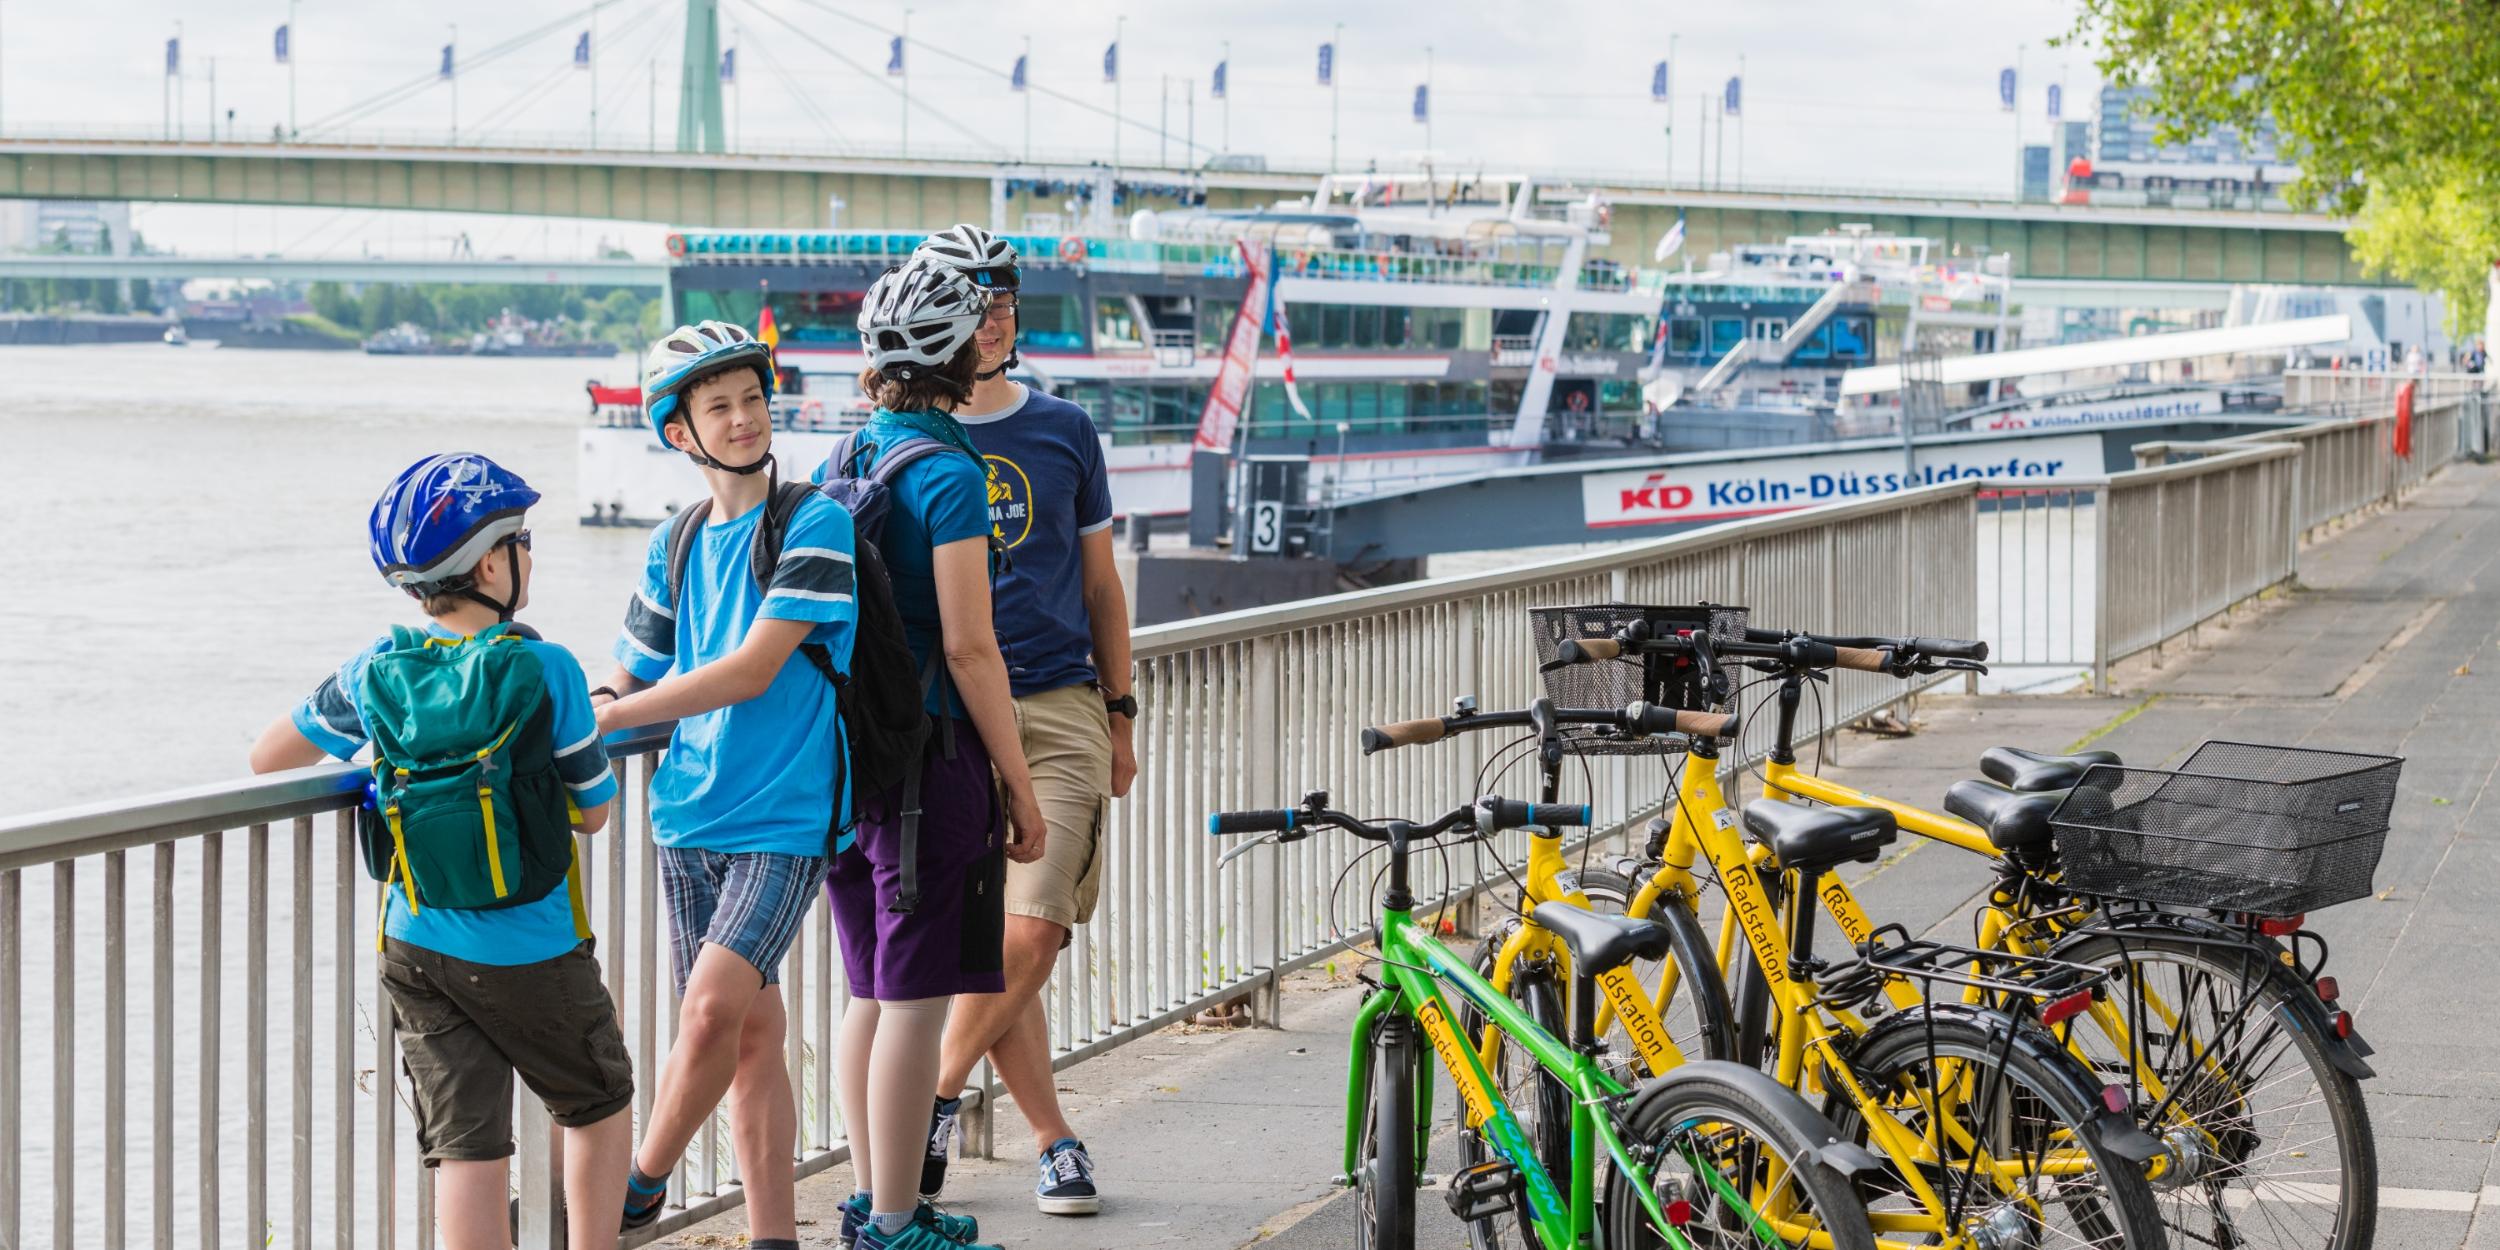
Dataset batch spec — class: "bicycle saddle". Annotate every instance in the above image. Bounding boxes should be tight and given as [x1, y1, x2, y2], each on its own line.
[1529, 902, 1670, 978]
[1740, 800, 1897, 874]
[1979, 746, 2120, 792]
[1942, 779, 2067, 855]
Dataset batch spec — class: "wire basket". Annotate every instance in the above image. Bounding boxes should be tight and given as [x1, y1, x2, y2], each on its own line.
[1528, 604, 1747, 755]
[2050, 741, 2402, 915]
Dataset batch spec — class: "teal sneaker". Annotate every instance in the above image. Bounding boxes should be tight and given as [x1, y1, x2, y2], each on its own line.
[855, 1211, 998, 1250]
[840, 1195, 982, 1249]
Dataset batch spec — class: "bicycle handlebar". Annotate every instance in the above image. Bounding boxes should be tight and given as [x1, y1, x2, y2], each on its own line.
[1742, 627, 1990, 664]
[1205, 793, 1589, 848]
[1556, 621, 1989, 677]
[1359, 700, 1739, 755]
[1206, 809, 1298, 836]
[1364, 717, 1449, 751]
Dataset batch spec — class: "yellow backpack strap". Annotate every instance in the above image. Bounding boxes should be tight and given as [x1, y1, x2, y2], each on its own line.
[564, 841, 592, 941]
[476, 785, 509, 899]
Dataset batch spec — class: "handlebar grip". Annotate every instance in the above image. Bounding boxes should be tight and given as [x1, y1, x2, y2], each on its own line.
[1361, 717, 1449, 754]
[1558, 637, 1623, 664]
[1831, 646, 1890, 673]
[1207, 809, 1298, 836]
[1476, 797, 1593, 832]
[1630, 704, 1742, 739]
[1907, 636, 1990, 662]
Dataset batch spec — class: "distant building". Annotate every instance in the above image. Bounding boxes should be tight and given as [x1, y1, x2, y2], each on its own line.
[2094, 85, 2280, 165]
[0, 200, 134, 254]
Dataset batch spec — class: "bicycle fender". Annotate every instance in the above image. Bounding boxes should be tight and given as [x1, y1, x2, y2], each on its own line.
[1621, 1059, 1883, 1180]
[2047, 917, 2376, 1081]
[1856, 1001, 2165, 1167]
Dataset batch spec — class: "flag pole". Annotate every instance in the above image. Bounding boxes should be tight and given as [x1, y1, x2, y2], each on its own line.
[1022, 35, 1032, 164]
[901, 8, 912, 158]
[287, 0, 297, 139]
[1114, 15, 1126, 174]
[1328, 21, 1342, 173]
[1221, 40, 1231, 153]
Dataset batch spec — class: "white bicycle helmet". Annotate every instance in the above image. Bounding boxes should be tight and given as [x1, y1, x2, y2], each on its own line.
[857, 257, 989, 379]
[915, 223, 1020, 293]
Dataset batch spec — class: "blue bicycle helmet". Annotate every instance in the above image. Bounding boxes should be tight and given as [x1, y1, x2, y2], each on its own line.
[369, 453, 539, 617]
[641, 320, 778, 473]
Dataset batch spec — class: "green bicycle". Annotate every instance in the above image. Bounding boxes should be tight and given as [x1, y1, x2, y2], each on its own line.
[1211, 790, 1881, 1250]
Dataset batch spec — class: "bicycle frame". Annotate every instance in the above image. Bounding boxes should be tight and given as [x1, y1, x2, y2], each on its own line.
[1480, 829, 1700, 1079]
[1345, 900, 1690, 1248]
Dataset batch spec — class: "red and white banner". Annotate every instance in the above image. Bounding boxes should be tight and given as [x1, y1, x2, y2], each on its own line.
[1193, 241, 1275, 452]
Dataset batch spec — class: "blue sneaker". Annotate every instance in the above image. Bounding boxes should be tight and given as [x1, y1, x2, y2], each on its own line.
[839, 1195, 981, 1248]
[856, 1213, 998, 1250]
[1035, 1137, 1101, 1215]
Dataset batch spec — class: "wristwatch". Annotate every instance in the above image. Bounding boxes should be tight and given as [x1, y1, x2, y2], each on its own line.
[1103, 692, 1139, 720]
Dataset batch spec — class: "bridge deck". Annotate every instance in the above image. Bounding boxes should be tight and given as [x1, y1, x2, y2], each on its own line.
[659, 462, 2500, 1249]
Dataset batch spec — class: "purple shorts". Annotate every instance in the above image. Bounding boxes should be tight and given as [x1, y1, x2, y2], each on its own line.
[827, 720, 1008, 1001]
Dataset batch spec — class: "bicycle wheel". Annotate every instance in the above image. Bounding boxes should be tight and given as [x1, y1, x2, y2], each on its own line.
[1603, 1060, 1880, 1250]
[1359, 1013, 1420, 1250]
[1828, 1005, 2168, 1250]
[1574, 867, 1740, 1075]
[1461, 935, 1568, 1250]
[2051, 928, 2375, 1250]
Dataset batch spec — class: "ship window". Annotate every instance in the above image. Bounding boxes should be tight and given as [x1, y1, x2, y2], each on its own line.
[1381, 382, 1410, 433]
[1198, 299, 1239, 354]
[768, 290, 865, 346]
[1017, 294, 1085, 351]
[677, 288, 763, 330]
[1349, 382, 1382, 431]
[1708, 317, 1745, 356]
[1320, 304, 1351, 347]
[1668, 317, 1703, 357]
[1829, 316, 1873, 362]
[1094, 297, 1144, 349]
[1382, 306, 1411, 349]
[1791, 323, 1833, 362]
[1353, 305, 1382, 349]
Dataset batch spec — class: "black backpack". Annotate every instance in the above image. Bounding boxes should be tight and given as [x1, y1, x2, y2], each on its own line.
[663, 437, 967, 910]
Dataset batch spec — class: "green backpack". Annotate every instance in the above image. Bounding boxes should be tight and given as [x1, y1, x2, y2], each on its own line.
[355, 624, 579, 918]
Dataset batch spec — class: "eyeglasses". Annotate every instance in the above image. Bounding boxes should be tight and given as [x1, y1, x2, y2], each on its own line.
[983, 299, 1019, 323]
[510, 529, 533, 552]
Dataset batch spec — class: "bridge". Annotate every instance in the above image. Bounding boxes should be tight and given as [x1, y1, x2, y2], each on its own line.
[0, 134, 2385, 287]
[0, 251, 666, 289]
[0, 372, 2488, 1248]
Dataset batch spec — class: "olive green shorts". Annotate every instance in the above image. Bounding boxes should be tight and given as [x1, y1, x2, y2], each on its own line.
[380, 938, 635, 1165]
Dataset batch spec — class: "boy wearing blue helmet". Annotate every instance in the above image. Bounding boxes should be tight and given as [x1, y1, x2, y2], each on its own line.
[248, 454, 634, 1250]
[591, 320, 859, 1250]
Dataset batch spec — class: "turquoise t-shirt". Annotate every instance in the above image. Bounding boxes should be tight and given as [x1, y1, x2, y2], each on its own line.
[615, 490, 859, 855]
[820, 411, 993, 717]
[293, 625, 619, 967]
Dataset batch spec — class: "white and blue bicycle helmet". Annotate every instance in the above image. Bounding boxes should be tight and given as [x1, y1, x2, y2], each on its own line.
[640, 319, 778, 474]
[914, 224, 1021, 378]
[857, 257, 989, 386]
[368, 453, 539, 618]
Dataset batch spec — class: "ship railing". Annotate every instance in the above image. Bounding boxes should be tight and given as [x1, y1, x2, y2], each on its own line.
[1490, 335, 1539, 367]
[0, 415, 2468, 1249]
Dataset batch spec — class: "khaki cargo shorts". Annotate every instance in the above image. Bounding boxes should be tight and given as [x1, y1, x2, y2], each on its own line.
[1005, 683, 1115, 937]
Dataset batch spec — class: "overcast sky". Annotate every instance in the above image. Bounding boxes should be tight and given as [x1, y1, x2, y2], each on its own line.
[3, 0, 2107, 258]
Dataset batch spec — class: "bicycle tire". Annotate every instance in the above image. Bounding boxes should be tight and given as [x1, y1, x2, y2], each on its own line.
[1360, 1014, 1420, 1250]
[1828, 1005, 2169, 1250]
[2051, 927, 2376, 1250]
[1602, 1060, 1880, 1250]
[1461, 939, 1568, 1250]
[1574, 867, 1741, 1070]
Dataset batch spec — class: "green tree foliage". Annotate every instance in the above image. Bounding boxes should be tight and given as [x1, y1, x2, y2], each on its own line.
[2071, 0, 2500, 333]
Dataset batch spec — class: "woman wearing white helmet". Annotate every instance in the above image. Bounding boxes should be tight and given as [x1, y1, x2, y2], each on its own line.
[824, 256, 1044, 1250]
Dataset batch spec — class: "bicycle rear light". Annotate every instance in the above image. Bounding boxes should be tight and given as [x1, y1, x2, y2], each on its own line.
[2256, 914, 2307, 937]
[2330, 1010, 2354, 1039]
[2098, 1084, 2132, 1116]
[2313, 976, 2340, 1002]
[1665, 1198, 1693, 1226]
[2040, 987, 2095, 1028]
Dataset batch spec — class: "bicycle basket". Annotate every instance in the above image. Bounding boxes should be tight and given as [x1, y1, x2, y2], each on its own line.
[2049, 741, 2401, 915]
[1529, 603, 1747, 755]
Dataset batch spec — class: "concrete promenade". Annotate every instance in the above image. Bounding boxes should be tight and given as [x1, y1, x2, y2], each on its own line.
[662, 462, 2500, 1250]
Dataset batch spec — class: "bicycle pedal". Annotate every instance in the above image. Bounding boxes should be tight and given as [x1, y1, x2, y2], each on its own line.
[1444, 1160, 1524, 1222]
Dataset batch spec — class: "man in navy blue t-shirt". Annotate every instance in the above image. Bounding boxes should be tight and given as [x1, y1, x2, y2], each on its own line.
[910, 225, 1136, 1216]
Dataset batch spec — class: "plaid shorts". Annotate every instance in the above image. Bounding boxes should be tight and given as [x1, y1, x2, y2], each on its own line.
[657, 847, 826, 994]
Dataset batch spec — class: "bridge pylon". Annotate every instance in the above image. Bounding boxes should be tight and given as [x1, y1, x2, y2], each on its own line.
[677, 0, 728, 154]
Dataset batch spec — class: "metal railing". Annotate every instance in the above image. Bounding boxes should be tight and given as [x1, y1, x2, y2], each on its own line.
[2, 405, 2478, 1246]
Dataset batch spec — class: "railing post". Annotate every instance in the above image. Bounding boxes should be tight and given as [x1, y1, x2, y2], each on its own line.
[515, 1100, 566, 1249]
[2092, 484, 2112, 694]
[1244, 635, 1285, 1025]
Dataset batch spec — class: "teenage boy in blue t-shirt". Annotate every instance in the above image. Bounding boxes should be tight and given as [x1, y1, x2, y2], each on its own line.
[910, 226, 1136, 1216]
[592, 322, 859, 1250]
[249, 454, 633, 1250]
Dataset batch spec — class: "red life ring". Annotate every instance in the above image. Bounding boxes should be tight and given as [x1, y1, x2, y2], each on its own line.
[1057, 237, 1087, 264]
[665, 232, 687, 258]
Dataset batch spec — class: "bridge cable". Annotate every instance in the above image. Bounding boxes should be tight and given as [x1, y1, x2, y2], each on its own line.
[737, 27, 854, 148]
[590, 2, 686, 139]
[735, 0, 1007, 158]
[297, 1, 612, 138]
[769, 0, 1217, 161]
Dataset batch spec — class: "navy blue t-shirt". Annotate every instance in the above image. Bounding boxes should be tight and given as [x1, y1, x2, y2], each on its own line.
[958, 384, 1115, 697]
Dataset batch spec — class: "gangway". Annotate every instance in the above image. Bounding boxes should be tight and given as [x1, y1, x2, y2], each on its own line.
[1689, 270, 1875, 394]
[1841, 314, 2353, 396]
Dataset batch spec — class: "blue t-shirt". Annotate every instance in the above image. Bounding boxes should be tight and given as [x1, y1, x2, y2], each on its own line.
[615, 491, 859, 855]
[293, 625, 619, 967]
[959, 384, 1116, 697]
[823, 411, 992, 717]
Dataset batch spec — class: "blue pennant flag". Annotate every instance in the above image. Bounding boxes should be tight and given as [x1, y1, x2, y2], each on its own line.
[887, 36, 904, 76]
[720, 48, 735, 83]
[1011, 53, 1027, 91]
[1998, 67, 2016, 111]
[1103, 41, 1118, 83]
[2046, 82, 2063, 120]
[1650, 60, 1668, 102]
[1211, 59, 1226, 99]
[274, 25, 291, 66]
[165, 37, 180, 76]
[573, 32, 590, 68]
[440, 43, 455, 80]
[1316, 41, 1333, 86]
[1722, 75, 1740, 116]
[1412, 84, 1428, 123]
